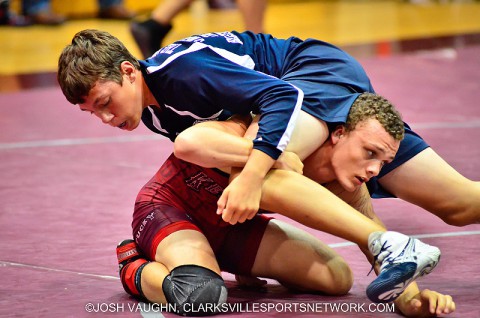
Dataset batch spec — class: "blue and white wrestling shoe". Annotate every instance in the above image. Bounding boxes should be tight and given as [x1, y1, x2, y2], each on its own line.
[366, 231, 441, 303]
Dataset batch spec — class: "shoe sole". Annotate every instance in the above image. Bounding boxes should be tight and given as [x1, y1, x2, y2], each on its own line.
[367, 247, 441, 303]
[366, 262, 417, 303]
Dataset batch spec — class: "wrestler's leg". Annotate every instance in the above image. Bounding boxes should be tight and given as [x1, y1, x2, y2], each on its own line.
[140, 229, 222, 303]
[378, 148, 480, 226]
[325, 180, 447, 310]
[122, 203, 226, 314]
[283, 110, 330, 161]
[260, 171, 442, 303]
[260, 169, 385, 248]
[176, 118, 436, 254]
[176, 116, 379, 244]
[325, 182, 385, 226]
[250, 219, 353, 295]
[236, 0, 266, 33]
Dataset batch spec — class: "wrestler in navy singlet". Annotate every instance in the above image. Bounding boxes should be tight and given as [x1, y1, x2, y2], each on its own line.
[139, 31, 429, 198]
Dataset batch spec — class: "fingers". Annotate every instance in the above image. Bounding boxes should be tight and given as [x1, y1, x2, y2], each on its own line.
[216, 191, 227, 215]
[443, 296, 455, 314]
[432, 294, 455, 315]
[419, 289, 455, 316]
[221, 204, 258, 225]
[410, 298, 422, 310]
[217, 183, 260, 224]
[430, 291, 442, 315]
[217, 191, 238, 224]
[399, 289, 456, 318]
[235, 274, 268, 288]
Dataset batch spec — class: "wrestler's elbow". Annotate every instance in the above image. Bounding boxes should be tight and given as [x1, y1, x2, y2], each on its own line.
[174, 130, 199, 162]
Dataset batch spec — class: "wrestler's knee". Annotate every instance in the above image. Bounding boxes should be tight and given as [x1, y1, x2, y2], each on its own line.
[162, 265, 228, 316]
[423, 181, 480, 226]
[438, 184, 480, 226]
[441, 206, 480, 226]
[324, 256, 353, 295]
[293, 256, 353, 296]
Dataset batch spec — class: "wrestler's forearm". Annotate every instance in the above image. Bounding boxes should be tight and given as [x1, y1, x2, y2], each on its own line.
[174, 122, 253, 168]
[242, 149, 276, 179]
[175, 118, 302, 173]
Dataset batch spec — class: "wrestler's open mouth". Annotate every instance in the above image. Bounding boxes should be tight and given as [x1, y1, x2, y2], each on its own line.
[118, 122, 127, 129]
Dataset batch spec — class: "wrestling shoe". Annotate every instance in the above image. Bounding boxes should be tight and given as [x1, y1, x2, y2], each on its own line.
[117, 239, 141, 272]
[116, 239, 149, 299]
[366, 231, 441, 303]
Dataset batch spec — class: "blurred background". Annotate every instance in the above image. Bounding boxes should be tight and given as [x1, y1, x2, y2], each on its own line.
[1, 0, 479, 93]
[1, 2, 480, 317]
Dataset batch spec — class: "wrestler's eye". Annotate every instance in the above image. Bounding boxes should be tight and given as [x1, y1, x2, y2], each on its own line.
[101, 97, 110, 108]
[80, 108, 94, 115]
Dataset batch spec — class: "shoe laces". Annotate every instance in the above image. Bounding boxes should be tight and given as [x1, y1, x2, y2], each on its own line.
[368, 240, 392, 276]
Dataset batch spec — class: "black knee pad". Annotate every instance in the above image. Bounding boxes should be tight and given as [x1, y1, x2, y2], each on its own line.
[162, 265, 227, 316]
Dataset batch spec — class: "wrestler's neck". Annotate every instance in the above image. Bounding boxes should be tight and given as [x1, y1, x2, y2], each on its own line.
[303, 143, 336, 184]
[141, 73, 160, 109]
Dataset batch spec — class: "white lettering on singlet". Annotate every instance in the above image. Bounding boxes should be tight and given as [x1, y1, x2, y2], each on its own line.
[146, 38, 253, 74]
[180, 32, 242, 44]
[158, 43, 181, 54]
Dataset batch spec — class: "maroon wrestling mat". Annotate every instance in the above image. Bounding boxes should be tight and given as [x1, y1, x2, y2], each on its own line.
[1, 46, 479, 317]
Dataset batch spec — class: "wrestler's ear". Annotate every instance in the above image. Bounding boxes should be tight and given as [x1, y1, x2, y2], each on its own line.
[120, 61, 136, 83]
[331, 125, 345, 144]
